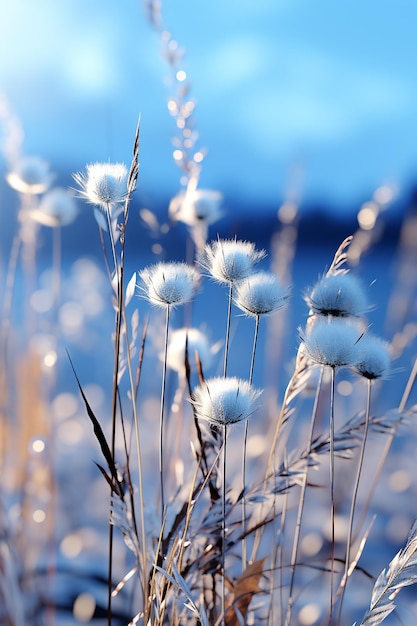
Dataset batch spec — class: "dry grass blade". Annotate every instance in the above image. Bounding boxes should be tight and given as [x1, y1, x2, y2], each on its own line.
[67, 351, 123, 498]
[112, 566, 138, 598]
[359, 520, 417, 625]
[326, 234, 353, 276]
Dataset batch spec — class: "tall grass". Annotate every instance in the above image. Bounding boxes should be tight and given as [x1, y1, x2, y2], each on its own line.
[1, 5, 417, 626]
[1, 125, 417, 624]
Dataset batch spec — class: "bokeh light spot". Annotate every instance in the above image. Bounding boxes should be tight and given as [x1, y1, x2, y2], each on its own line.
[73, 592, 96, 622]
[298, 603, 320, 625]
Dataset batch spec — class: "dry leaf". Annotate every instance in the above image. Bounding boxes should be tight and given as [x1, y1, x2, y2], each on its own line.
[225, 557, 266, 626]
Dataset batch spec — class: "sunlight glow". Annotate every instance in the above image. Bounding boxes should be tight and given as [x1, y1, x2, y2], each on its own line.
[298, 603, 321, 625]
[73, 593, 96, 622]
[61, 533, 83, 558]
[44, 351, 57, 368]
[337, 380, 353, 396]
[300, 532, 323, 557]
[176, 70, 187, 82]
[373, 185, 395, 205]
[30, 290, 53, 313]
[278, 201, 297, 224]
[358, 203, 378, 230]
[52, 393, 78, 420]
[389, 469, 411, 492]
[33, 509, 46, 523]
[32, 439, 46, 454]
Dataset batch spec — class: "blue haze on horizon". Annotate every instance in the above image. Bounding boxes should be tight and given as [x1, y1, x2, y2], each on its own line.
[1, 0, 417, 217]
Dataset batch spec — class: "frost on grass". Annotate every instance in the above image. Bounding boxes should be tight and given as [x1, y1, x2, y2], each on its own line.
[138, 262, 200, 308]
[191, 377, 261, 425]
[73, 162, 128, 209]
[305, 273, 368, 318]
[359, 520, 417, 626]
[300, 318, 363, 368]
[234, 271, 290, 317]
[355, 334, 391, 381]
[198, 238, 265, 284]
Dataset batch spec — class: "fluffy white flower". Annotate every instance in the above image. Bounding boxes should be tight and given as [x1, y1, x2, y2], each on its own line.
[301, 319, 363, 368]
[305, 273, 368, 318]
[73, 162, 127, 209]
[31, 188, 78, 227]
[191, 377, 261, 425]
[355, 334, 391, 380]
[234, 272, 290, 317]
[6, 156, 52, 194]
[198, 238, 265, 284]
[169, 188, 223, 226]
[139, 262, 200, 308]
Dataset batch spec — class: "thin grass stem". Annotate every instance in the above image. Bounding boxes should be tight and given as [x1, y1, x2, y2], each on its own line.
[221, 423, 228, 626]
[355, 356, 417, 539]
[122, 308, 148, 612]
[284, 365, 324, 626]
[329, 365, 336, 625]
[159, 305, 171, 527]
[241, 314, 260, 570]
[223, 283, 233, 378]
[336, 378, 372, 625]
[105, 204, 119, 293]
[104, 205, 123, 626]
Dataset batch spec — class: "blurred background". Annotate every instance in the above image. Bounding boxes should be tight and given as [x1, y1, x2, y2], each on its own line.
[1, 1, 417, 624]
[1, 0, 417, 218]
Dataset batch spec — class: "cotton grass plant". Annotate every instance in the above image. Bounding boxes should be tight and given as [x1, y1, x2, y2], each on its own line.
[2, 72, 417, 626]
[66, 170, 417, 626]
[2, 141, 417, 625]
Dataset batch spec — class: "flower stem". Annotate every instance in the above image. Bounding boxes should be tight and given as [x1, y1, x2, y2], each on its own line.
[223, 283, 233, 378]
[221, 424, 228, 626]
[329, 365, 336, 625]
[241, 314, 260, 570]
[336, 378, 372, 625]
[159, 305, 171, 527]
[285, 365, 324, 626]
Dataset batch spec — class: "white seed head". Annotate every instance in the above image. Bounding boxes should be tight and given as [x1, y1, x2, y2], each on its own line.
[234, 272, 290, 317]
[139, 262, 200, 308]
[305, 273, 368, 318]
[169, 189, 223, 226]
[73, 162, 127, 209]
[301, 319, 363, 368]
[198, 238, 265, 284]
[191, 377, 261, 426]
[31, 188, 78, 227]
[355, 334, 391, 380]
[6, 156, 52, 194]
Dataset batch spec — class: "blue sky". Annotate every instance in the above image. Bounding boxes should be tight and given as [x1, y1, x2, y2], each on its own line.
[1, 0, 417, 214]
